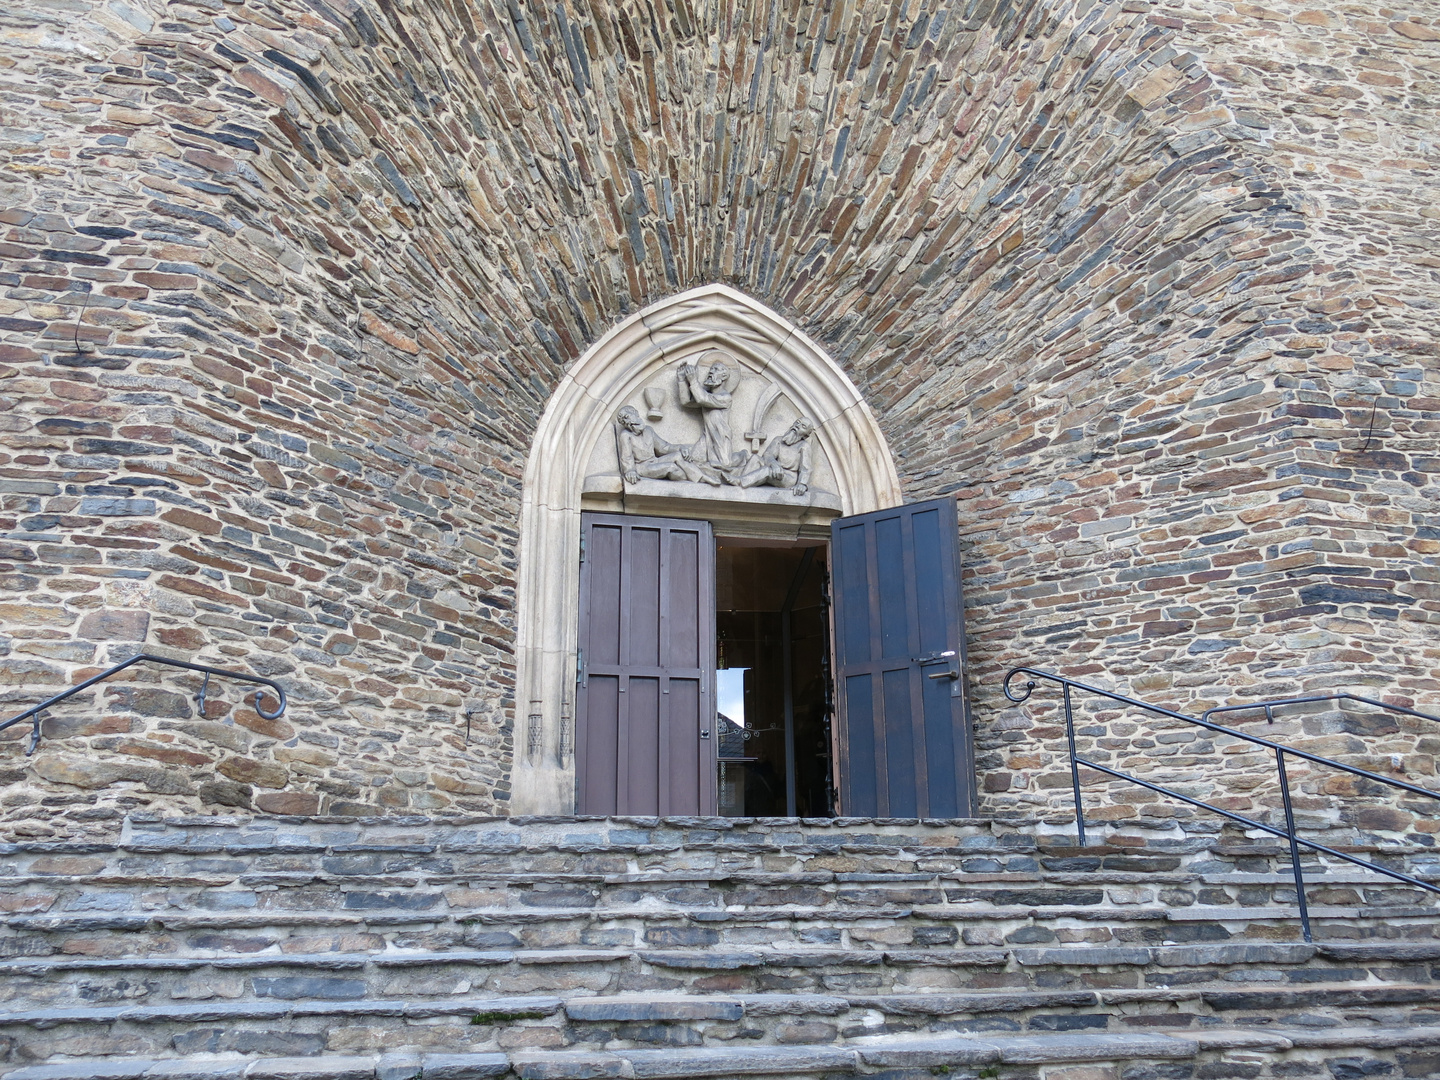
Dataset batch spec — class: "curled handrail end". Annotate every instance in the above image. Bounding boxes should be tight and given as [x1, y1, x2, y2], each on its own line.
[253, 687, 288, 721]
[1, 653, 292, 753]
[1002, 667, 1039, 704]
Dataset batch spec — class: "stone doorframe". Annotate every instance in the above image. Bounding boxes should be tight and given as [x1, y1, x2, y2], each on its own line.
[510, 284, 903, 815]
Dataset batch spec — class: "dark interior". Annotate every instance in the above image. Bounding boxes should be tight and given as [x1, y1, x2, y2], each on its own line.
[714, 542, 832, 817]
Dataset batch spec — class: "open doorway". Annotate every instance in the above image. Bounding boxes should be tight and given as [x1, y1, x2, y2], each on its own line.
[572, 499, 975, 819]
[715, 542, 833, 818]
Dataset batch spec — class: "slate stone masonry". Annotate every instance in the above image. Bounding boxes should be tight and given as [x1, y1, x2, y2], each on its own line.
[0, 0, 1436, 837]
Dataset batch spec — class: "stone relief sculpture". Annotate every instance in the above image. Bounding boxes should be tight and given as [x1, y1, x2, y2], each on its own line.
[678, 352, 740, 474]
[737, 417, 814, 496]
[590, 349, 838, 507]
[613, 406, 721, 486]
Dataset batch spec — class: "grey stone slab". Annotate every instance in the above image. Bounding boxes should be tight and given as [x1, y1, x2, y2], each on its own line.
[254, 976, 368, 1000]
[565, 996, 741, 1021]
[0, 1063, 157, 1080]
[1201, 984, 1440, 1010]
[882, 948, 1009, 966]
[143, 1062, 252, 1079]
[734, 994, 849, 1016]
[1012, 946, 1153, 967]
[282, 999, 410, 1019]
[1201, 872, 1402, 886]
[244, 1058, 376, 1080]
[0, 1001, 283, 1027]
[1099, 989, 1203, 1005]
[404, 996, 562, 1020]
[125, 1001, 298, 1023]
[1187, 1030, 1296, 1052]
[375, 1053, 421, 1080]
[509, 1053, 629, 1079]
[1316, 941, 1440, 962]
[855, 1038, 1002, 1067]
[1163, 905, 1397, 922]
[850, 990, 1097, 1015]
[1282, 1026, 1440, 1049]
[638, 951, 762, 970]
[993, 1033, 1196, 1064]
[620, 1046, 858, 1077]
[1150, 943, 1316, 967]
[2, 915, 155, 932]
[416, 1054, 510, 1078]
[514, 950, 628, 965]
[372, 951, 514, 967]
[762, 950, 883, 967]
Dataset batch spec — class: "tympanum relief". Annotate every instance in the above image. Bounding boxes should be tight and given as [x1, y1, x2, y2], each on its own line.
[583, 350, 841, 511]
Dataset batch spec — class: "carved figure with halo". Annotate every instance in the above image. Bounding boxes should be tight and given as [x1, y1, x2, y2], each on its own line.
[677, 351, 743, 475]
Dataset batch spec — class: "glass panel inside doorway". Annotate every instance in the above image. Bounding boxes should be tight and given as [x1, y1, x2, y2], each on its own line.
[715, 543, 832, 817]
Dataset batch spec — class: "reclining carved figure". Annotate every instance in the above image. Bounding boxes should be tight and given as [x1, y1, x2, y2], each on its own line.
[614, 406, 721, 486]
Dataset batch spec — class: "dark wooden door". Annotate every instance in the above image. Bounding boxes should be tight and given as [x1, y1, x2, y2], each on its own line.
[576, 512, 717, 816]
[830, 497, 976, 818]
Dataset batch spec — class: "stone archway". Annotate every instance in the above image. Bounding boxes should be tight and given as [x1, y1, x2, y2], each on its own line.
[510, 284, 903, 815]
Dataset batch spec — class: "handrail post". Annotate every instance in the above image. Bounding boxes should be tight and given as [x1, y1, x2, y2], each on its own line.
[1003, 666, 1440, 934]
[1275, 747, 1312, 944]
[1063, 682, 1086, 847]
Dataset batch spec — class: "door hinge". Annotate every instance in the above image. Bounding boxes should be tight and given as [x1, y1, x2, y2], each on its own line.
[578, 533, 585, 565]
[576, 648, 586, 689]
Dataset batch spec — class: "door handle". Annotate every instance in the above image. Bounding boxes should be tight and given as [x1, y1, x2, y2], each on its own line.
[927, 669, 959, 681]
[912, 650, 956, 665]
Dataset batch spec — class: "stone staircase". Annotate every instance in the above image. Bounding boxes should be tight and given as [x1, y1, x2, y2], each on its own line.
[2, 815, 1439, 1079]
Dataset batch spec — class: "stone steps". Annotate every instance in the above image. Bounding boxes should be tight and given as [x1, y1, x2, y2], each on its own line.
[6, 865, 1435, 894]
[18, 868, 1425, 887]
[4, 1027, 1440, 1080]
[4, 901, 1432, 938]
[7, 987, 1440, 1063]
[3, 941, 1438, 1009]
[2, 815, 1438, 1078]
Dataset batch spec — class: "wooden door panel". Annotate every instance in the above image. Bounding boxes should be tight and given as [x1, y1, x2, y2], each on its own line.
[579, 674, 621, 812]
[624, 526, 661, 669]
[882, 665, 917, 817]
[665, 529, 701, 670]
[586, 526, 623, 668]
[831, 497, 976, 819]
[577, 513, 715, 816]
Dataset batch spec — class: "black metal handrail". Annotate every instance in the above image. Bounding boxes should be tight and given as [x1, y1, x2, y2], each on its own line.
[1003, 666, 1440, 942]
[0, 654, 286, 756]
[1203, 692, 1440, 728]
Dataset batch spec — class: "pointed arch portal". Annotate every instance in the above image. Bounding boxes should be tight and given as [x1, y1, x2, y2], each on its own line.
[511, 284, 904, 815]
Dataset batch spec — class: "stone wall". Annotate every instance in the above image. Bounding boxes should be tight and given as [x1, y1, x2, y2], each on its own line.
[0, 0, 1435, 838]
[953, 1, 1440, 838]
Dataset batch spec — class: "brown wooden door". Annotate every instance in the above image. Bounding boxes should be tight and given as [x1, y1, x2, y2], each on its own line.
[576, 512, 717, 816]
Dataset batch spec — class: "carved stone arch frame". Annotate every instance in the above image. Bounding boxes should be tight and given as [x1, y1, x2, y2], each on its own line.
[510, 283, 903, 815]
